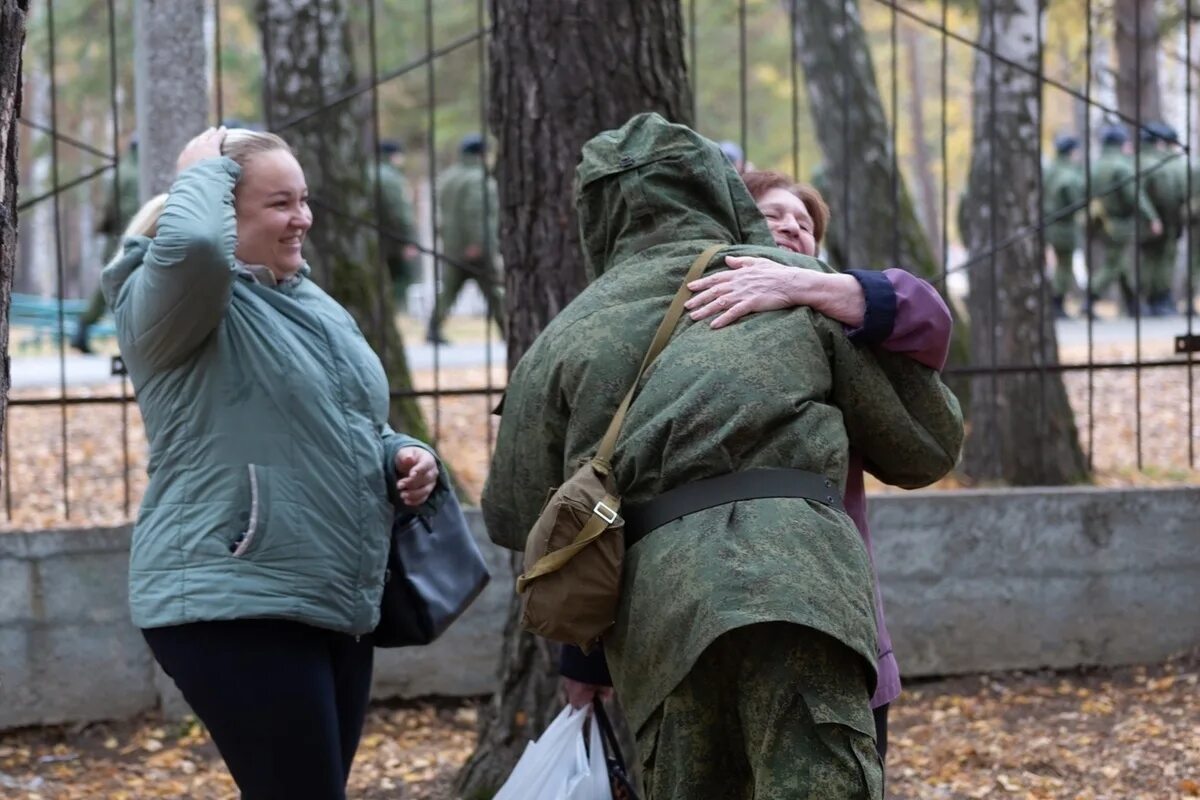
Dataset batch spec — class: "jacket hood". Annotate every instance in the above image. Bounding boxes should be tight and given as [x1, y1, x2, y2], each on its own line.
[573, 112, 774, 281]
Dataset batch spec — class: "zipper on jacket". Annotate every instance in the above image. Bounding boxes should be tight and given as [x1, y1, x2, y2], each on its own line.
[232, 465, 260, 557]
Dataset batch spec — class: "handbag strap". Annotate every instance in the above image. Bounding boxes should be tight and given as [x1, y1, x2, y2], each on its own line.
[592, 698, 629, 774]
[592, 243, 726, 473]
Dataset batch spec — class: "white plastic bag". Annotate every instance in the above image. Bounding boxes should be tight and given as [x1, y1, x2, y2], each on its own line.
[493, 704, 613, 800]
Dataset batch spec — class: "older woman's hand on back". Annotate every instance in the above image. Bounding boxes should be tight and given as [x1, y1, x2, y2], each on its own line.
[176, 126, 227, 175]
[395, 446, 439, 507]
[686, 255, 866, 330]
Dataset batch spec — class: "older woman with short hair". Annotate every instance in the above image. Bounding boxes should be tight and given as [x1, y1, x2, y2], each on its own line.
[103, 126, 444, 799]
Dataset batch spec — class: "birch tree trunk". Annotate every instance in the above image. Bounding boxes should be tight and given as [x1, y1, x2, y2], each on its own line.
[787, 0, 968, 370]
[1, 0, 29, 451]
[1115, 0, 1162, 127]
[256, 0, 428, 441]
[456, 1, 691, 795]
[960, 0, 1088, 486]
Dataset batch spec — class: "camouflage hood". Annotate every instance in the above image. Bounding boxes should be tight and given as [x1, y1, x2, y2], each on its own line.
[574, 112, 773, 281]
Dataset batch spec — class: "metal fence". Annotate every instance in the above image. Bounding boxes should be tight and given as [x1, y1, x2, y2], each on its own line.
[5, 0, 1197, 528]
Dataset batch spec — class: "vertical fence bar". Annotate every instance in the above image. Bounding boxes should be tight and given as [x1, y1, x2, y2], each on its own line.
[1187, 0, 1195, 469]
[988, 0, 1000, 469]
[940, 0, 949, 291]
[108, 0, 131, 517]
[889, 1, 899, 267]
[214, 0, 223, 123]
[790, 0, 799, 181]
[738, 0, 748, 161]
[478, 0, 495, 452]
[425, 0, 441, 445]
[840, 0, 850, 258]
[1084, 0, 1094, 471]
[368, 0, 390, 369]
[1035, 0, 1047, 468]
[689, 0, 697, 123]
[1132, 1, 1144, 471]
[48, 0, 71, 519]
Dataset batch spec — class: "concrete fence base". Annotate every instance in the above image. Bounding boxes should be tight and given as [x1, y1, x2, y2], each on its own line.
[1, 486, 1197, 731]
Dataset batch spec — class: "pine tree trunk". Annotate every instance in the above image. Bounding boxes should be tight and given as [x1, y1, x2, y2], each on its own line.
[1115, 0, 1162, 127]
[0, 0, 28, 449]
[787, 0, 968, 371]
[960, 0, 1089, 486]
[456, 1, 691, 796]
[255, 0, 428, 442]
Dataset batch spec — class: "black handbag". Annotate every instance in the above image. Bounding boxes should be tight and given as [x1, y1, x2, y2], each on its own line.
[374, 489, 491, 648]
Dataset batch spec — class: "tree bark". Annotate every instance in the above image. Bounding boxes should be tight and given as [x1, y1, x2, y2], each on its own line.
[960, 0, 1089, 486]
[1, 0, 28, 454]
[787, 0, 968, 370]
[456, 1, 691, 796]
[134, 0, 208, 199]
[1115, 0, 1162, 128]
[256, 0, 428, 442]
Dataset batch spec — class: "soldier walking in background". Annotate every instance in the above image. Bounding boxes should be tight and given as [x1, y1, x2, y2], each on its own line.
[426, 134, 504, 344]
[1087, 125, 1161, 318]
[1137, 122, 1188, 316]
[1043, 134, 1085, 319]
[72, 140, 139, 353]
[375, 139, 420, 312]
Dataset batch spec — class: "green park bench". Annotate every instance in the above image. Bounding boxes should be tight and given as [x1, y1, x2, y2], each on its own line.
[9, 293, 117, 353]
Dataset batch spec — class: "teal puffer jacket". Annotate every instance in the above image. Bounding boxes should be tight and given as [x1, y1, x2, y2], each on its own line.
[103, 157, 443, 634]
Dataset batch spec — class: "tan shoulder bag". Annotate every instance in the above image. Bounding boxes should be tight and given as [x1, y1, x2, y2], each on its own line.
[515, 244, 724, 652]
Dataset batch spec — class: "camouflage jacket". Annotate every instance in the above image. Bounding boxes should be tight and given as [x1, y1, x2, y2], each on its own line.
[436, 154, 498, 264]
[1090, 145, 1159, 243]
[483, 113, 964, 735]
[1140, 147, 1188, 234]
[374, 162, 417, 268]
[1043, 156, 1085, 250]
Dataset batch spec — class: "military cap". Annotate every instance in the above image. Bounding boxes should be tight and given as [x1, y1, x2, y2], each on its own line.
[1053, 134, 1079, 155]
[460, 133, 485, 155]
[1099, 125, 1128, 146]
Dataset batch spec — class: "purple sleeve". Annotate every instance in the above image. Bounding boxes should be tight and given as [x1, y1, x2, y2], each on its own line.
[880, 268, 952, 371]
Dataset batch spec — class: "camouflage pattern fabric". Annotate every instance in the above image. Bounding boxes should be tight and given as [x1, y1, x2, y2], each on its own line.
[374, 161, 419, 306]
[483, 113, 964, 743]
[638, 623, 883, 800]
[431, 153, 504, 333]
[1043, 155, 1085, 298]
[1138, 148, 1188, 301]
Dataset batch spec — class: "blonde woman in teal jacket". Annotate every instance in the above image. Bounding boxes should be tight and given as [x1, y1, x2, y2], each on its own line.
[103, 126, 445, 799]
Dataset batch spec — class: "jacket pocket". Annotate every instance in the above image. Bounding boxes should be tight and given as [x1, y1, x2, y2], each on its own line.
[230, 464, 264, 557]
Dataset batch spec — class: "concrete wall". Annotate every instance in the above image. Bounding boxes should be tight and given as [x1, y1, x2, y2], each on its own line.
[1, 486, 1197, 731]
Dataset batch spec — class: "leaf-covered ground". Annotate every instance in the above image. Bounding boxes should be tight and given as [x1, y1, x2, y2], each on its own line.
[1, 650, 1196, 799]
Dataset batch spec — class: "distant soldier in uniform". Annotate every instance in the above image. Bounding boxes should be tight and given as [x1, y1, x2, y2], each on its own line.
[1088, 124, 1161, 317]
[73, 140, 140, 353]
[426, 133, 503, 344]
[374, 139, 420, 312]
[1043, 134, 1085, 318]
[1137, 122, 1188, 316]
[1188, 161, 1200, 314]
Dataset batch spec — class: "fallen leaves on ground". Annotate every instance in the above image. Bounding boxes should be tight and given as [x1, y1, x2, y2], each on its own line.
[2, 653, 1197, 799]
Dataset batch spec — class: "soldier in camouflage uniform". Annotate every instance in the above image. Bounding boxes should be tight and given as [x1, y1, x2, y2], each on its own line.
[1189, 161, 1200, 314]
[73, 142, 140, 353]
[1137, 122, 1188, 316]
[484, 114, 963, 800]
[426, 133, 504, 344]
[375, 139, 420, 312]
[1044, 134, 1085, 318]
[1087, 125, 1161, 317]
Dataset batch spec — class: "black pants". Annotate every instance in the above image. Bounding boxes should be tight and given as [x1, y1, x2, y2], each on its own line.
[143, 619, 374, 800]
[874, 703, 889, 762]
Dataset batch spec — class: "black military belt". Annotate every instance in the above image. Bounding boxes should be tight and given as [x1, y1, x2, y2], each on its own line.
[622, 468, 846, 546]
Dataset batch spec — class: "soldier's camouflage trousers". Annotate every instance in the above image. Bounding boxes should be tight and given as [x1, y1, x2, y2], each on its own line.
[636, 623, 883, 800]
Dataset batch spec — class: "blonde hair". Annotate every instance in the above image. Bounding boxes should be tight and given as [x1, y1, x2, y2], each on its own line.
[120, 128, 293, 244]
[220, 128, 293, 169]
[123, 193, 169, 240]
